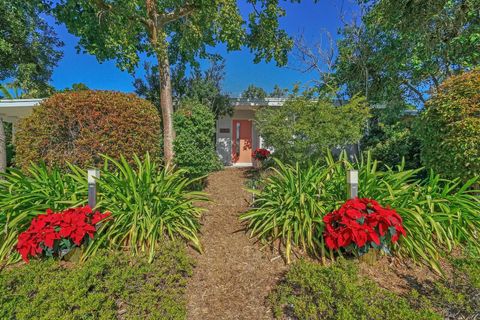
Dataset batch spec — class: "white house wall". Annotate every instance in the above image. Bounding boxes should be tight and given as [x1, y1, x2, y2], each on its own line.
[216, 109, 259, 166]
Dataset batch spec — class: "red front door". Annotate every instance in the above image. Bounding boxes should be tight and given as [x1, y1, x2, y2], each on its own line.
[232, 120, 252, 164]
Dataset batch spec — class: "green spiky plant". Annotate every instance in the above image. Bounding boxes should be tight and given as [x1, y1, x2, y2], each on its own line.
[0, 163, 87, 263]
[87, 154, 208, 262]
[242, 151, 480, 272]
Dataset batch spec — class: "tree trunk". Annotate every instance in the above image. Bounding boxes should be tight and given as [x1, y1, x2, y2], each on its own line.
[145, 0, 175, 166]
[157, 46, 175, 166]
[0, 119, 6, 173]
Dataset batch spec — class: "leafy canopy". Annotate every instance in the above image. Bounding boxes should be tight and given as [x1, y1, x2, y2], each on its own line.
[134, 59, 232, 119]
[0, 0, 63, 97]
[255, 95, 370, 164]
[336, 0, 480, 107]
[242, 84, 268, 99]
[55, 0, 309, 74]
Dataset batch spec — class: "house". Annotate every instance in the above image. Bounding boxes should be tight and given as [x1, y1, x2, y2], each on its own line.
[1, 97, 273, 168]
[216, 98, 286, 167]
[0, 97, 419, 169]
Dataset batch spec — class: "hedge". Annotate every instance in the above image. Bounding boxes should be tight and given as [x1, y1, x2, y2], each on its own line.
[15, 90, 161, 170]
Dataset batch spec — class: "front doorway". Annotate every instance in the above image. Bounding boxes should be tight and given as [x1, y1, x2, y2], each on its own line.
[231, 119, 253, 165]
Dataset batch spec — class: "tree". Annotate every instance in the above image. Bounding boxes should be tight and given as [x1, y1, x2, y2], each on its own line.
[256, 95, 370, 164]
[336, 0, 480, 108]
[61, 83, 90, 92]
[134, 58, 232, 119]
[269, 85, 289, 98]
[0, 0, 63, 97]
[55, 1, 307, 165]
[241, 84, 268, 99]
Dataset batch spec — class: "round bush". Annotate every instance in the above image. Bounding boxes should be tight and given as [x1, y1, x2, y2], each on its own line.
[16, 90, 161, 169]
[418, 69, 480, 181]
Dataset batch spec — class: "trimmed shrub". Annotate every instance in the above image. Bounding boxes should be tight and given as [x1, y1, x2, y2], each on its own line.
[15, 90, 161, 170]
[270, 260, 440, 320]
[173, 100, 222, 179]
[0, 242, 192, 320]
[418, 69, 480, 181]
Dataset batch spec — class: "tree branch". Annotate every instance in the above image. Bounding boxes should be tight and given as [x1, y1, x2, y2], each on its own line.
[159, 5, 195, 26]
[402, 80, 426, 104]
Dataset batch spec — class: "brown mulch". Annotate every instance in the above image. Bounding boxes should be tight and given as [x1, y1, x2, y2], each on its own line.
[186, 168, 286, 320]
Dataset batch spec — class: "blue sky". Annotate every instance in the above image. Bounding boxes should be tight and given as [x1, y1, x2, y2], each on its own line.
[50, 0, 359, 96]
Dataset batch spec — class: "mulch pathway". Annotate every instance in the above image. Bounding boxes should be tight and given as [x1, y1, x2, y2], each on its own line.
[186, 168, 286, 320]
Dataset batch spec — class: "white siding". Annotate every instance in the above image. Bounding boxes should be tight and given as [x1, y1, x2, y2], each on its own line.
[216, 116, 232, 165]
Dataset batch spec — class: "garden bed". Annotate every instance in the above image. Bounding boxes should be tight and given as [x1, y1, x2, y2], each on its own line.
[270, 254, 480, 320]
[0, 242, 192, 320]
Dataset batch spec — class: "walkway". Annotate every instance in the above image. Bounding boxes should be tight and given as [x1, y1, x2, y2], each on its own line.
[186, 168, 286, 320]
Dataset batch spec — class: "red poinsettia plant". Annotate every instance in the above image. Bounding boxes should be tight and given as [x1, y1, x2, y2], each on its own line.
[17, 206, 111, 262]
[323, 198, 406, 256]
[252, 148, 271, 161]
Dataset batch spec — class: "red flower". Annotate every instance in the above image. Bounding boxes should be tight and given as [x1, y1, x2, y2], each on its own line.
[323, 198, 406, 254]
[252, 148, 271, 161]
[16, 206, 111, 262]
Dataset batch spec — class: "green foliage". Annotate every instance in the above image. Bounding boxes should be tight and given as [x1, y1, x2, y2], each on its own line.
[90, 154, 208, 262]
[15, 90, 162, 171]
[0, 154, 208, 264]
[362, 110, 421, 169]
[0, 0, 62, 97]
[0, 163, 87, 263]
[242, 84, 268, 99]
[55, 1, 305, 74]
[418, 69, 480, 181]
[336, 0, 480, 109]
[0, 243, 192, 320]
[243, 152, 480, 272]
[270, 259, 440, 320]
[241, 160, 335, 263]
[173, 100, 222, 180]
[255, 96, 370, 164]
[269, 84, 289, 98]
[134, 59, 233, 119]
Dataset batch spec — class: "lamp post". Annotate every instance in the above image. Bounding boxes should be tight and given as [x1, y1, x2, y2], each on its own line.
[347, 170, 358, 199]
[87, 169, 100, 208]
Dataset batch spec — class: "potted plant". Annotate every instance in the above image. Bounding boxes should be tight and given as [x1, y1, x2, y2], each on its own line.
[323, 198, 406, 264]
[16, 206, 111, 263]
[252, 148, 271, 169]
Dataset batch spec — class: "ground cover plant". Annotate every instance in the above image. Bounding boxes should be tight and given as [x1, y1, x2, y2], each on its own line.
[0, 242, 192, 320]
[242, 152, 480, 272]
[270, 259, 440, 320]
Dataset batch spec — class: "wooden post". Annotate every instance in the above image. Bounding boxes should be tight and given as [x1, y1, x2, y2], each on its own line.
[88, 169, 100, 208]
[347, 170, 358, 199]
